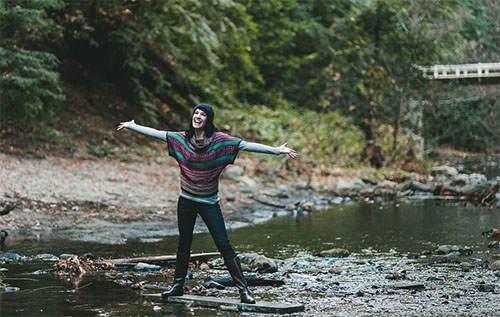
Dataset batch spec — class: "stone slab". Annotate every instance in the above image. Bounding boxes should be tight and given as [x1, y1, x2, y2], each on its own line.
[143, 293, 305, 314]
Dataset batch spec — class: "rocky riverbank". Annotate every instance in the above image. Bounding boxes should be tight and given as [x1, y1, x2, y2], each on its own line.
[1, 153, 499, 245]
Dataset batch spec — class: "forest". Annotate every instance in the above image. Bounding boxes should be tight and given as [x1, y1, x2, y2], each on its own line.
[1, 0, 499, 168]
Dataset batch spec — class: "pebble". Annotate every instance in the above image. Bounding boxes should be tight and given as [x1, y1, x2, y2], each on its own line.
[328, 267, 343, 275]
[320, 248, 350, 258]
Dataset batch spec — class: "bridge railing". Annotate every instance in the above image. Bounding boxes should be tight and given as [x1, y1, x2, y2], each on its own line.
[416, 62, 500, 79]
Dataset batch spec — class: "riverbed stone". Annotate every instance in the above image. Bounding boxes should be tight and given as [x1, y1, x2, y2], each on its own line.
[36, 253, 59, 262]
[199, 263, 210, 271]
[320, 248, 350, 258]
[452, 174, 470, 186]
[410, 181, 434, 192]
[487, 241, 499, 248]
[490, 260, 500, 270]
[336, 179, 367, 193]
[239, 175, 257, 188]
[328, 267, 343, 275]
[436, 245, 472, 255]
[0, 253, 22, 261]
[59, 253, 77, 259]
[431, 166, 458, 177]
[439, 254, 461, 263]
[133, 262, 162, 272]
[223, 165, 244, 180]
[251, 255, 278, 273]
[2, 286, 21, 293]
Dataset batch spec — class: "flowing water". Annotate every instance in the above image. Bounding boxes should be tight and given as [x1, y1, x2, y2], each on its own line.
[1, 198, 499, 316]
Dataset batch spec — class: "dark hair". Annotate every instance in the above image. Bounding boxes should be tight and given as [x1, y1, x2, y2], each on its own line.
[185, 115, 218, 140]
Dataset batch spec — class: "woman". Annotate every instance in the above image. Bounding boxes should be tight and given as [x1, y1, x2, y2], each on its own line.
[117, 104, 297, 304]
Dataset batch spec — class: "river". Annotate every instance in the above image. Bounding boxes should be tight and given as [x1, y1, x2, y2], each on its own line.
[1, 197, 499, 316]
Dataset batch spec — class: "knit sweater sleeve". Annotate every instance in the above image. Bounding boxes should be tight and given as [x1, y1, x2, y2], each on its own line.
[239, 140, 280, 155]
[126, 122, 167, 142]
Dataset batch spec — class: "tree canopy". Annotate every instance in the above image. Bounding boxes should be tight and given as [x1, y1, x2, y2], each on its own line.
[1, 0, 499, 161]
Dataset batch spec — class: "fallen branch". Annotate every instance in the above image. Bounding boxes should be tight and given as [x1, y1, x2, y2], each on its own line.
[103, 252, 220, 266]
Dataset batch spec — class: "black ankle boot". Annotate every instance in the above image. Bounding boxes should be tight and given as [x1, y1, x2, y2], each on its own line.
[162, 252, 190, 298]
[225, 256, 256, 304]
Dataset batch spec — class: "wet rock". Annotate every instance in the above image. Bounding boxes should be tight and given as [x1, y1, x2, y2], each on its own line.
[421, 250, 432, 256]
[396, 180, 412, 192]
[320, 248, 350, 258]
[435, 245, 472, 256]
[461, 182, 494, 194]
[1, 286, 21, 293]
[133, 262, 162, 272]
[301, 202, 315, 212]
[240, 263, 251, 272]
[410, 181, 434, 192]
[328, 267, 343, 275]
[487, 241, 499, 248]
[376, 180, 398, 189]
[59, 254, 77, 259]
[393, 282, 425, 290]
[431, 166, 458, 177]
[439, 254, 461, 263]
[251, 255, 278, 273]
[385, 273, 405, 280]
[285, 204, 296, 211]
[489, 260, 500, 270]
[83, 253, 95, 259]
[451, 174, 469, 186]
[292, 182, 309, 190]
[36, 254, 59, 262]
[199, 263, 210, 270]
[0, 252, 22, 261]
[239, 253, 259, 265]
[476, 283, 495, 292]
[460, 262, 473, 269]
[208, 274, 284, 287]
[469, 173, 487, 184]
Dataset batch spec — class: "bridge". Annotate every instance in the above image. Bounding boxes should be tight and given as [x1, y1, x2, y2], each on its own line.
[417, 62, 500, 79]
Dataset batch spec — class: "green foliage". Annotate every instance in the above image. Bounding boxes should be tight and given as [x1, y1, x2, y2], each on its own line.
[1, 0, 497, 155]
[0, 0, 66, 125]
[220, 105, 365, 166]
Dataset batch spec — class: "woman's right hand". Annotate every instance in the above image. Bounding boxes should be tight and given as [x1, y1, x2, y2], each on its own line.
[117, 119, 135, 131]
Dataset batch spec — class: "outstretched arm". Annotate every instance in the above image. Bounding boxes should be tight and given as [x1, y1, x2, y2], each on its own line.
[239, 141, 298, 159]
[116, 120, 167, 142]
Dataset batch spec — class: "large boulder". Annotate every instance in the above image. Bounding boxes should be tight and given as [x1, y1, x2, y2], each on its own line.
[336, 179, 367, 193]
[431, 166, 458, 177]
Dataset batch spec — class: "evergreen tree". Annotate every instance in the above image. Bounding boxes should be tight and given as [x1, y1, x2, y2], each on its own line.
[0, 0, 66, 126]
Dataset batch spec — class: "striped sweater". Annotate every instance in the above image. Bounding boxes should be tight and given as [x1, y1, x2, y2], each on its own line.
[167, 131, 241, 198]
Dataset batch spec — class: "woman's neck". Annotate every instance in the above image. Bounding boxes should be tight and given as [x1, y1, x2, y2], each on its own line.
[194, 129, 205, 140]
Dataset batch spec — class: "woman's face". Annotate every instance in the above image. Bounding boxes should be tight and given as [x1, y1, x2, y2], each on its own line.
[192, 109, 208, 130]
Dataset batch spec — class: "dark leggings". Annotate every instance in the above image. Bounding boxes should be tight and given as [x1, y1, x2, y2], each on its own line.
[176, 196, 237, 261]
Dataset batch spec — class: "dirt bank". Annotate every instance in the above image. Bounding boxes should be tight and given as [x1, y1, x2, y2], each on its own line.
[0, 152, 309, 243]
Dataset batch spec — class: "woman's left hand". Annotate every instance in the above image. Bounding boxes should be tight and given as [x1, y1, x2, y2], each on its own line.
[279, 142, 298, 159]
